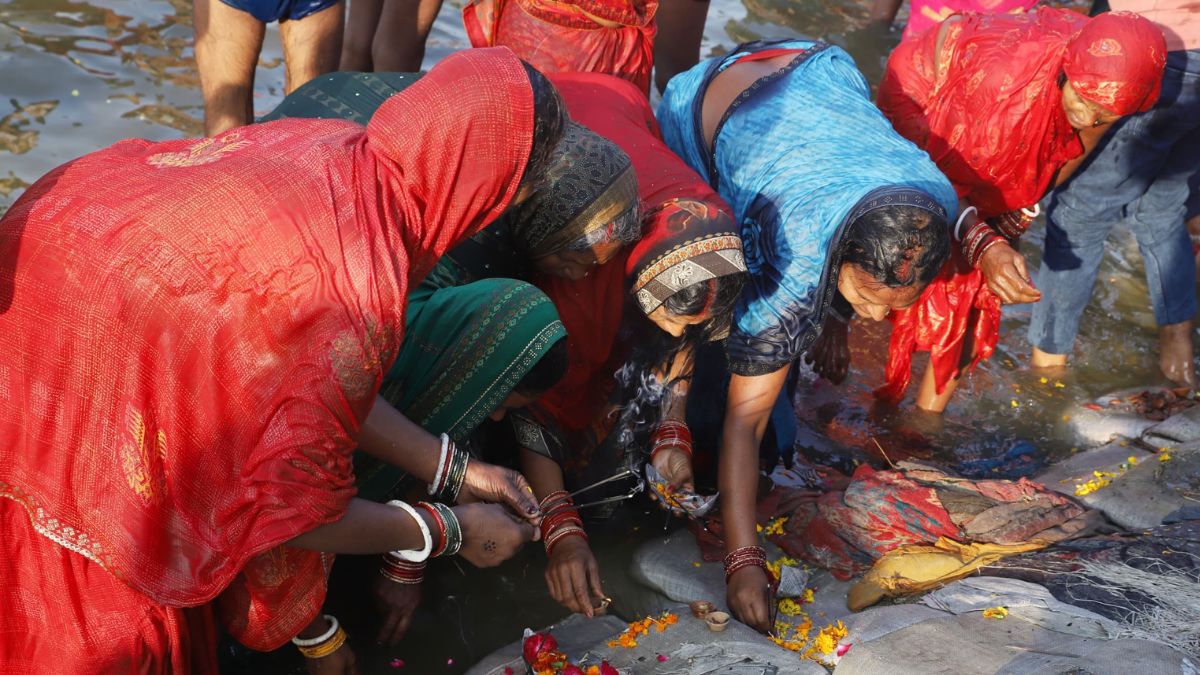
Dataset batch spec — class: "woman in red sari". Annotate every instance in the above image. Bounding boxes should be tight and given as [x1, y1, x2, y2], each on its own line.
[510, 72, 747, 616]
[463, 0, 658, 94]
[874, 9, 1166, 412]
[0, 48, 567, 672]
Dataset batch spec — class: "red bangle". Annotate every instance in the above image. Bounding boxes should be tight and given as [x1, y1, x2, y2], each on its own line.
[416, 502, 447, 558]
[545, 525, 587, 557]
[722, 545, 767, 583]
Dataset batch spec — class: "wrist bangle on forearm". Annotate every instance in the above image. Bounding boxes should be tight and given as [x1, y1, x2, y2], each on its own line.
[722, 545, 767, 582]
[380, 555, 425, 584]
[293, 614, 348, 658]
[387, 500, 433, 563]
[962, 219, 1003, 268]
[437, 444, 469, 503]
[418, 501, 462, 557]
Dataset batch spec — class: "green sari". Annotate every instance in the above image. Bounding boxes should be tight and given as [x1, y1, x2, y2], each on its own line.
[354, 278, 566, 499]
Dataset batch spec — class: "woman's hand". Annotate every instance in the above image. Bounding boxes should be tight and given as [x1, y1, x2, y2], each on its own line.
[805, 315, 850, 384]
[455, 503, 538, 567]
[651, 447, 695, 497]
[373, 576, 421, 645]
[726, 565, 773, 633]
[545, 536, 605, 617]
[460, 460, 543, 526]
[304, 646, 359, 675]
[979, 242, 1041, 304]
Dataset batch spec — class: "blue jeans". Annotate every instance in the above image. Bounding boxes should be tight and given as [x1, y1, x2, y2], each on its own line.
[1029, 49, 1200, 354]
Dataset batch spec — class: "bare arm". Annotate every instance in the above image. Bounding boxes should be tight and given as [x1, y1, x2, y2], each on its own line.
[288, 497, 436, 554]
[720, 366, 789, 554]
[359, 395, 441, 482]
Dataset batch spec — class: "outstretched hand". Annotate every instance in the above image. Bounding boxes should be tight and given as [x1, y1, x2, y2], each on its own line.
[545, 536, 605, 617]
[460, 460, 543, 526]
[726, 565, 773, 633]
[979, 242, 1041, 305]
[455, 503, 538, 567]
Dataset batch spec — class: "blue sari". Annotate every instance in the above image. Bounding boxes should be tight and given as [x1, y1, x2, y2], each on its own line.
[658, 40, 957, 376]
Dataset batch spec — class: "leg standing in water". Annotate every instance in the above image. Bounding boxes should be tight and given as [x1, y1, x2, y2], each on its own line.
[1030, 46, 1200, 387]
[341, 0, 443, 71]
[653, 0, 709, 93]
[194, 0, 343, 136]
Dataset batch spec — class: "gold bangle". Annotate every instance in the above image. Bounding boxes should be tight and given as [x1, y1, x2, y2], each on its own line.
[297, 626, 347, 659]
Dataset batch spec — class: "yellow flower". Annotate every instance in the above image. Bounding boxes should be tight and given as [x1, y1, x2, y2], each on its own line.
[1011, 399, 1019, 408]
[763, 517, 788, 536]
[1127, 456, 1138, 465]
[806, 621, 848, 657]
[1055, 381, 1065, 388]
[778, 598, 805, 617]
[1039, 377, 1048, 384]
[802, 588, 815, 604]
[765, 556, 799, 580]
[1159, 451, 1172, 462]
[982, 606, 1009, 619]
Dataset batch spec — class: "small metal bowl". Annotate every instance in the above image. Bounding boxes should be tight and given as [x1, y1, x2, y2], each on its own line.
[689, 600, 716, 619]
[705, 611, 730, 632]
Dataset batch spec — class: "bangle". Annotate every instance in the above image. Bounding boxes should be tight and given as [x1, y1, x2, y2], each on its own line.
[380, 555, 425, 584]
[297, 626, 348, 659]
[388, 500, 433, 563]
[380, 561, 425, 585]
[953, 206, 978, 241]
[292, 614, 340, 647]
[416, 502, 448, 557]
[422, 502, 462, 556]
[429, 433, 451, 496]
[437, 444, 469, 503]
[545, 524, 587, 556]
[722, 545, 767, 583]
[961, 218, 1003, 268]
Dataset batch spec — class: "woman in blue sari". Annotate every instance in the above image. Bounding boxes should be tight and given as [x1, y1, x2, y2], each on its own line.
[657, 39, 957, 631]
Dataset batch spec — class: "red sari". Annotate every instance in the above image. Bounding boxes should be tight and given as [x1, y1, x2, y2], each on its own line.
[463, 0, 658, 94]
[0, 48, 537, 670]
[875, 9, 1166, 402]
[517, 73, 743, 472]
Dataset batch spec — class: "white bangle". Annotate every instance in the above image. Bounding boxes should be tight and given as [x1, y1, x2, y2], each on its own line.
[292, 614, 339, 647]
[428, 433, 450, 496]
[388, 500, 433, 563]
[954, 206, 978, 241]
[1021, 204, 1041, 219]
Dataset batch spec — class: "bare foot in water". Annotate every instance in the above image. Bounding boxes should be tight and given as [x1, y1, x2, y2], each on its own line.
[1159, 320, 1197, 389]
[1031, 346, 1068, 369]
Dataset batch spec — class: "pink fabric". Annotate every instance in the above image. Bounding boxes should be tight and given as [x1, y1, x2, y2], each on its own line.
[903, 0, 1038, 41]
[1110, 0, 1200, 51]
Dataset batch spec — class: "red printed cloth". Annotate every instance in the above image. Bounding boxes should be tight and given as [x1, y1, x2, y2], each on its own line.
[693, 465, 1093, 581]
[464, 0, 658, 94]
[0, 47, 536, 660]
[877, 8, 1166, 400]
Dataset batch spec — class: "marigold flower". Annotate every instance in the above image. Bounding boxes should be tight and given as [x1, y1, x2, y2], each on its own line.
[982, 606, 1008, 619]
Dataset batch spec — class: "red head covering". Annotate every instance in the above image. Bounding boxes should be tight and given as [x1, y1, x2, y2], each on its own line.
[0, 47, 537, 649]
[878, 7, 1166, 219]
[1064, 11, 1167, 116]
[519, 73, 744, 450]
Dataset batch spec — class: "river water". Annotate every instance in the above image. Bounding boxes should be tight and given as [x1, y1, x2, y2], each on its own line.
[0, 0, 1178, 673]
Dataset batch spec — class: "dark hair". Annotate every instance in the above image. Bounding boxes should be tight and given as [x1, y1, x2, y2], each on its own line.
[840, 204, 949, 288]
[662, 273, 746, 345]
[518, 62, 568, 195]
[513, 336, 569, 398]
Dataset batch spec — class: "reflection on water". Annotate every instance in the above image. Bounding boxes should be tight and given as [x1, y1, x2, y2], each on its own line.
[0, 0, 1181, 672]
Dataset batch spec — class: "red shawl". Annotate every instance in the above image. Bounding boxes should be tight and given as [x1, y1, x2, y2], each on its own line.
[464, 0, 658, 94]
[876, 9, 1166, 401]
[527, 73, 740, 447]
[0, 47, 534, 649]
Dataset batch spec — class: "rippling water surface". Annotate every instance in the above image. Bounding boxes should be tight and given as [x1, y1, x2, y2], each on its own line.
[0, 0, 1175, 672]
